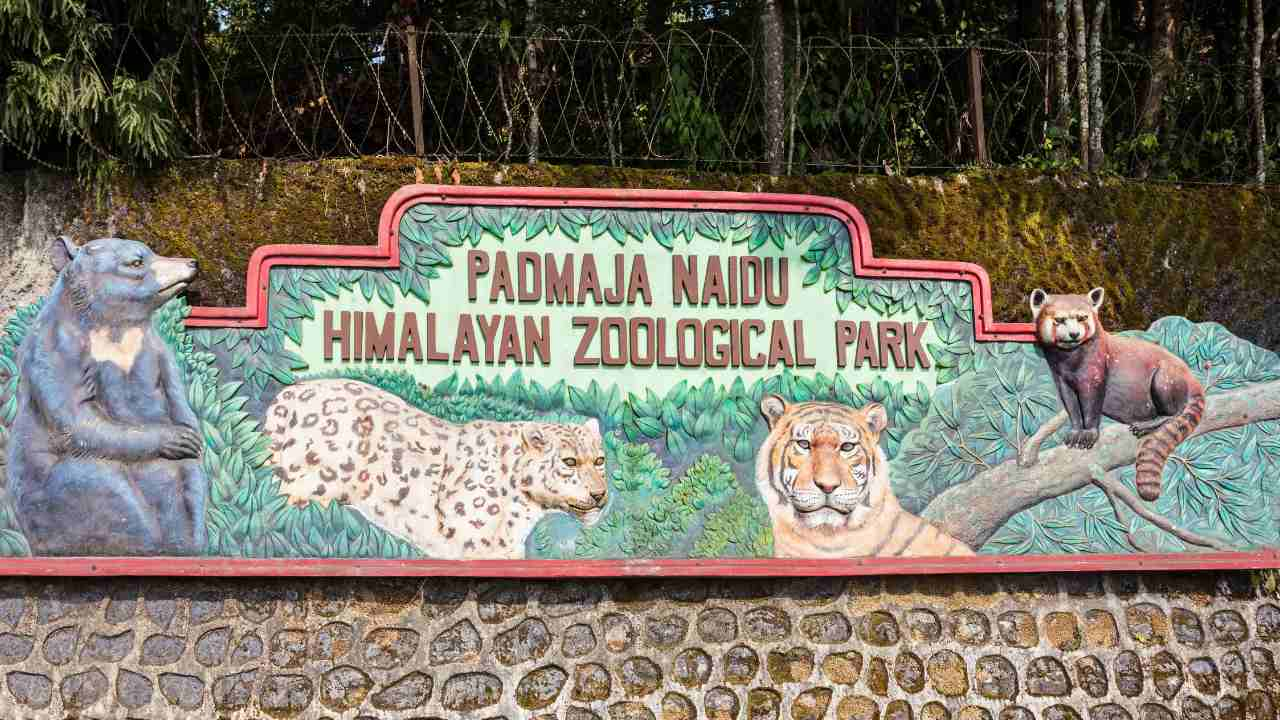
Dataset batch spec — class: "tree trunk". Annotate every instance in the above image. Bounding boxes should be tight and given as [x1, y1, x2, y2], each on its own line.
[1269, 3, 1280, 72]
[1250, 0, 1266, 183]
[1073, 0, 1089, 169]
[1053, 0, 1071, 159]
[1041, 0, 1055, 123]
[188, 0, 205, 150]
[1238, 0, 1250, 115]
[1088, 0, 1107, 171]
[525, 0, 543, 165]
[921, 380, 1280, 550]
[786, 5, 802, 175]
[967, 48, 989, 165]
[405, 26, 425, 157]
[498, 60, 515, 162]
[760, 0, 787, 176]
[1135, 0, 1179, 178]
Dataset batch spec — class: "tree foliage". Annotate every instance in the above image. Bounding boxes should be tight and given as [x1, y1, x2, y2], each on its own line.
[0, 0, 195, 178]
[0, 0, 1273, 182]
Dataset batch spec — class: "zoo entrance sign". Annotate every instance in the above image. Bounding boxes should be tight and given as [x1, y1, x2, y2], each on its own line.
[2, 185, 1277, 576]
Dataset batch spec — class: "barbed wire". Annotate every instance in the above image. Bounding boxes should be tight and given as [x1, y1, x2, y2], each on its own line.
[112, 23, 1279, 182]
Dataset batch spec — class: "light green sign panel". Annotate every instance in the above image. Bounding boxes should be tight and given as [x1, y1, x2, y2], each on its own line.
[297, 216, 942, 399]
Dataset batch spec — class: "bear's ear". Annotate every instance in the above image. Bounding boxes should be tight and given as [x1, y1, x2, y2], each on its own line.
[863, 402, 890, 435]
[1029, 288, 1048, 318]
[760, 394, 788, 429]
[50, 236, 78, 272]
[1088, 286, 1105, 310]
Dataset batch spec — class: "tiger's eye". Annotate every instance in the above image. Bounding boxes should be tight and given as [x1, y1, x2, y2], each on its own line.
[594, 457, 605, 466]
[840, 442, 856, 452]
[796, 440, 811, 450]
[562, 457, 577, 467]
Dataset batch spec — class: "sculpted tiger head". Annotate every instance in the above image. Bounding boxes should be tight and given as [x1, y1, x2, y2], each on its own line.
[756, 395, 891, 534]
[517, 418, 609, 525]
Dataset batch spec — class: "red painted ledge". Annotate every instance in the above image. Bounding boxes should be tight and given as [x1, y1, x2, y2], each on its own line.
[185, 184, 1038, 343]
[0, 551, 1276, 578]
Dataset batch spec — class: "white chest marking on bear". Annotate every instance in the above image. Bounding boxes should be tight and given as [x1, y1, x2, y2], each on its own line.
[88, 327, 145, 372]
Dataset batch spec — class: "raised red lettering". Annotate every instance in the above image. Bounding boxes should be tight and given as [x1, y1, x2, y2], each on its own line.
[573, 316, 600, 366]
[323, 310, 349, 361]
[467, 250, 489, 301]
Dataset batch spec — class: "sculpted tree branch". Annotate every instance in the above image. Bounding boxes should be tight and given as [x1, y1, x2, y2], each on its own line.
[1089, 464, 1235, 552]
[1018, 410, 1067, 467]
[920, 382, 1280, 550]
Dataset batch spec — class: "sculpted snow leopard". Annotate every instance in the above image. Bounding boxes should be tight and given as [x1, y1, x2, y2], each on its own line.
[263, 379, 608, 559]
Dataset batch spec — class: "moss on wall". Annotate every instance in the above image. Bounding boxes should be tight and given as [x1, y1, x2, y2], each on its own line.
[96, 159, 1280, 346]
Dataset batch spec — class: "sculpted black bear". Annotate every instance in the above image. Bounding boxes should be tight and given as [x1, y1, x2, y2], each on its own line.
[5, 236, 207, 556]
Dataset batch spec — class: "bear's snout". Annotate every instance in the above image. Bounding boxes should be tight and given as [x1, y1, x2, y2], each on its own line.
[152, 257, 198, 292]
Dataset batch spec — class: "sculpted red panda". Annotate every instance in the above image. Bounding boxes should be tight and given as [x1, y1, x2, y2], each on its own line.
[1030, 287, 1205, 501]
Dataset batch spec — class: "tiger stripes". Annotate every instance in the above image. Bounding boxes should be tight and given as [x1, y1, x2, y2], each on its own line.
[860, 508, 973, 558]
[756, 395, 974, 559]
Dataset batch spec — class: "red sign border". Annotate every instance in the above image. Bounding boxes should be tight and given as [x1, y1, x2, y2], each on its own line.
[185, 184, 1038, 341]
[7, 184, 1273, 576]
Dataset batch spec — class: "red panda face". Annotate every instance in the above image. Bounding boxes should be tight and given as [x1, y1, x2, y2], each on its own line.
[1029, 288, 1105, 350]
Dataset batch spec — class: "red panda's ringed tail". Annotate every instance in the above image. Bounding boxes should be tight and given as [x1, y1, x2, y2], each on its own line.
[1134, 391, 1205, 502]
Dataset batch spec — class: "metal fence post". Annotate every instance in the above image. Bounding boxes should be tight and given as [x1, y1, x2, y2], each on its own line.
[406, 25, 426, 157]
[967, 47, 989, 166]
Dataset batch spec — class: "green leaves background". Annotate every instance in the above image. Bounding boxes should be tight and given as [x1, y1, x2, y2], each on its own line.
[180, 201, 969, 559]
[0, 302, 41, 450]
[306, 363, 934, 559]
[901, 317, 1280, 555]
[2, 203, 1275, 559]
[157, 300, 420, 559]
[529, 441, 772, 560]
[0, 302, 38, 556]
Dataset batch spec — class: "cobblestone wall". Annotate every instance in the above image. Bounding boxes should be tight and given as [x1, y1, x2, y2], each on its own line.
[0, 572, 1273, 719]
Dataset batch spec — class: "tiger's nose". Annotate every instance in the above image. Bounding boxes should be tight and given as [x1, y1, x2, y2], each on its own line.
[814, 476, 840, 494]
[590, 488, 607, 505]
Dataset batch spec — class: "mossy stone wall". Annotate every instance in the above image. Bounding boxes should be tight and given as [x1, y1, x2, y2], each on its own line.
[86, 159, 1280, 347]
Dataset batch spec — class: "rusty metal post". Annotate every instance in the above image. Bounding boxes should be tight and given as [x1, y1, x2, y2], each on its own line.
[967, 47, 989, 166]
[405, 25, 426, 157]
